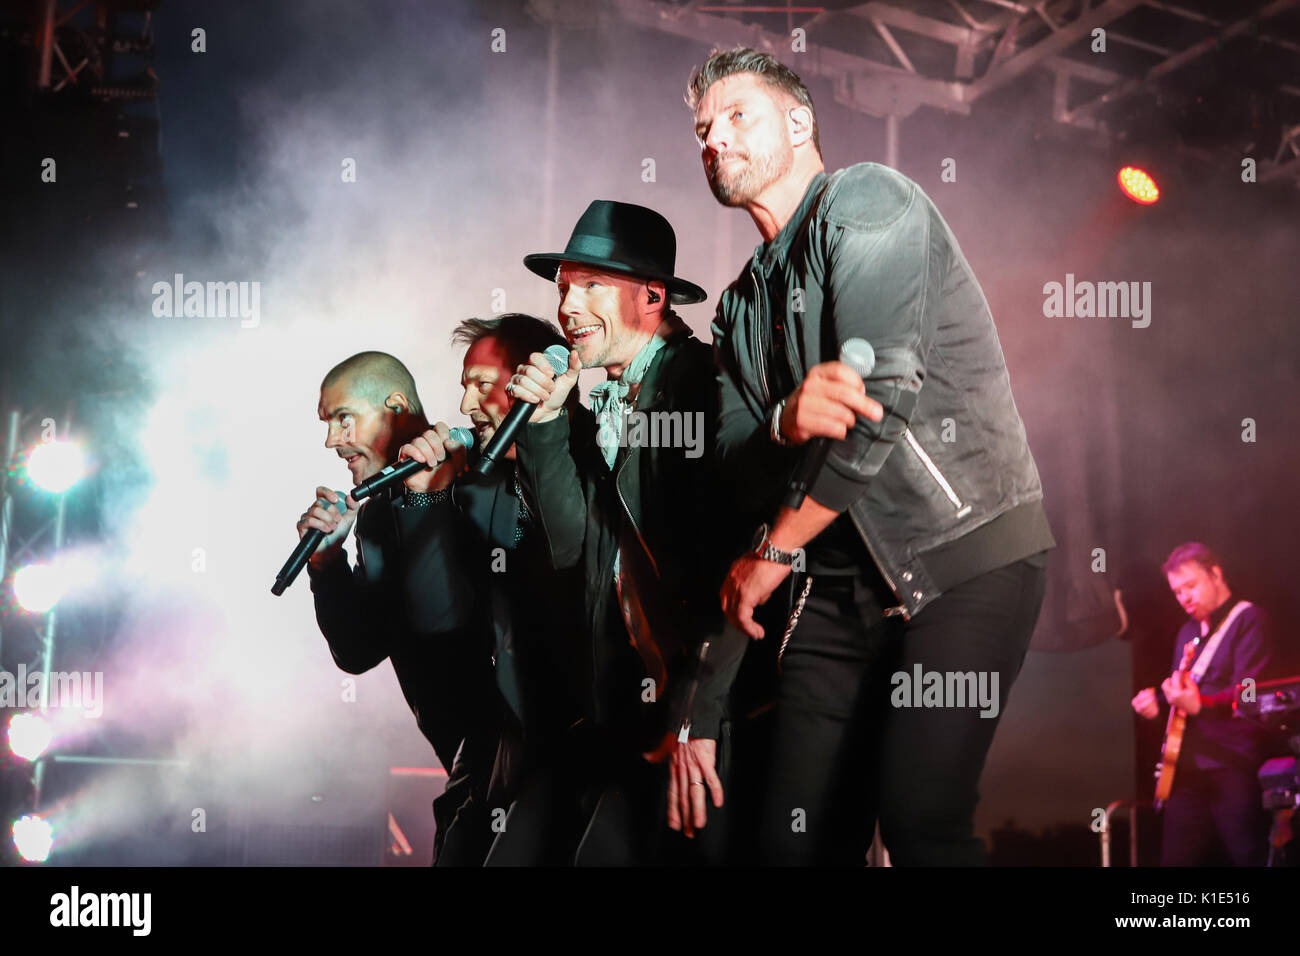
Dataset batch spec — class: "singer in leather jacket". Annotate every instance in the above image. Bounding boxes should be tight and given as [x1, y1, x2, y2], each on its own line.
[689, 48, 1053, 865]
[711, 162, 1055, 616]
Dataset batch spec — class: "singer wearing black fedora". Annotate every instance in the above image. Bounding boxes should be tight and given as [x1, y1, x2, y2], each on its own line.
[498, 200, 751, 865]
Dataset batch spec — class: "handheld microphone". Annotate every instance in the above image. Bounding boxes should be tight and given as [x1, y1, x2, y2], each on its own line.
[782, 338, 876, 511]
[351, 426, 476, 502]
[473, 344, 571, 478]
[271, 492, 348, 596]
[271, 426, 476, 596]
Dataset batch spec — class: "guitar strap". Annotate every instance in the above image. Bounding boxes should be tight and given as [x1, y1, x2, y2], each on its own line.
[1187, 600, 1252, 683]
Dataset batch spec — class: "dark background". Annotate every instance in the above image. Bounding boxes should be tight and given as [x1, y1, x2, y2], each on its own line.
[1, 0, 1297, 865]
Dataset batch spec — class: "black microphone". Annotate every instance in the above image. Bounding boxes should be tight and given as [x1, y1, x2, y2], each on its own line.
[271, 492, 347, 596]
[271, 426, 475, 596]
[351, 426, 476, 502]
[473, 344, 571, 478]
[782, 338, 876, 511]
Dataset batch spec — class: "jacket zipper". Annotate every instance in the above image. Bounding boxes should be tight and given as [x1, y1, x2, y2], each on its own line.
[845, 507, 910, 620]
[753, 267, 910, 616]
[750, 270, 771, 408]
[902, 429, 972, 517]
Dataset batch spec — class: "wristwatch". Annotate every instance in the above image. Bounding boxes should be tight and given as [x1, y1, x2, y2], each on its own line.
[751, 523, 798, 565]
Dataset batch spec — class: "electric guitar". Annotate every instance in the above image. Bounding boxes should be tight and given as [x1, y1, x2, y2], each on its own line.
[1153, 639, 1200, 809]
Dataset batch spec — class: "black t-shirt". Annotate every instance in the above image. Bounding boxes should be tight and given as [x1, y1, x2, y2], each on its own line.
[805, 512, 873, 575]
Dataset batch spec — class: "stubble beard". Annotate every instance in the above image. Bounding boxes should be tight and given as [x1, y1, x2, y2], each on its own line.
[707, 141, 793, 207]
[590, 330, 630, 374]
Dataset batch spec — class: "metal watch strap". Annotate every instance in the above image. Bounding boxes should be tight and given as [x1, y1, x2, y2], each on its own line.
[753, 531, 798, 565]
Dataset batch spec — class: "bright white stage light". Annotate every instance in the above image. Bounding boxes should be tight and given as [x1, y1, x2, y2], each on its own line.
[7, 712, 53, 761]
[12, 815, 54, 863]
[27, 441, 86, 493]
[13, 563, 68, 613]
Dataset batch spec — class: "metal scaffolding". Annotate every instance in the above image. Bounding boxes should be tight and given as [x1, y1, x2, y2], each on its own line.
[528, 0, 1300, 184]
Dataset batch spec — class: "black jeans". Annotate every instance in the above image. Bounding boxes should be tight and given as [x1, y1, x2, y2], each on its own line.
[1160, 764, 1269, 866]
[756, 553, 1047, 866]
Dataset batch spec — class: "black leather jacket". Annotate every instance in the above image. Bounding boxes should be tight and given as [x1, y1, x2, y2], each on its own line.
[713, 164, 1054, 618]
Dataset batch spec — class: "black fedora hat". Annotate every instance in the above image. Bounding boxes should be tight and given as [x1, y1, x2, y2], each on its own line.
[524, 200, 707, 305]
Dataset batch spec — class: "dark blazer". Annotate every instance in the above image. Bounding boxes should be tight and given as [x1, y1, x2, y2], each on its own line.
[308, 482, 499, 771]
[308, 481, 503, 859]
[515, 328, 750, 747]
[450, 460, 587, 789]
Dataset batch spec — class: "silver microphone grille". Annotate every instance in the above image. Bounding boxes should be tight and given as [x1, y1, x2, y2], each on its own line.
[317, 492, 348, 514]
[448, 426, 476, 449]
[839, 338, 876, 378]
[543, 344, 571, 375]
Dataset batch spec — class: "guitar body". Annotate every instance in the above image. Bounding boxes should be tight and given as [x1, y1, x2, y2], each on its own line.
[1154, 640, 1199, 810]
[1154, 709, 1186, 807]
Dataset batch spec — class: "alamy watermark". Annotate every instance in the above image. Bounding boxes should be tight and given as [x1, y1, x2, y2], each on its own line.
[1042, 273, 1151, 328]
[0, 665, 104, 718]
[50, 886, 151, 936]
[151, 273, 260, 328]
[597, 410, 704, 459]
[890, 664, 1000, 718]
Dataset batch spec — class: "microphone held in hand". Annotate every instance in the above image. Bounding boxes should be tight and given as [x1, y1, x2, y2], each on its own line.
[473, 344, 571, 478]
[351, 426, 476, 502]
[272, 426, 475, 596]
[781, 338, 876, 512]
[271, 492, 348, 596]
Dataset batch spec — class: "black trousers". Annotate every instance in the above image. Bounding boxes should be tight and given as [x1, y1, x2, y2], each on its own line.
[432, 735, 501, 867]
[1160, 764, 1269, 866]
[755, 553, 1047, 866]
[483, 725, 667, 866]
[431, 706, 516, 867]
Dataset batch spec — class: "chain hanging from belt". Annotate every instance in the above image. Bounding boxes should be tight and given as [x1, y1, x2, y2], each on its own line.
[777, 574, 814, 672]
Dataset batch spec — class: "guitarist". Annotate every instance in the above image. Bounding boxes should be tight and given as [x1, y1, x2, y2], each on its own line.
[1131, 542, 1278, 866]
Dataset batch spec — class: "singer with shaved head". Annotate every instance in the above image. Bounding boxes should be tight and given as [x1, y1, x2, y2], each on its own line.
[300, 349, 501, 865]
[688, 47, 1055, 865]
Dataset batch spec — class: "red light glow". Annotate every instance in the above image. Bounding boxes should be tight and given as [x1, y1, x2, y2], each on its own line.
[1118, 166, 1160, 204]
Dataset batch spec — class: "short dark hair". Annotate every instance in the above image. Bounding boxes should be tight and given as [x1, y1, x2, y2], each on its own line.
[686, 46, 821, 154]
[1162, 542, 1224, 578]
[450, 313, 567, 372]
